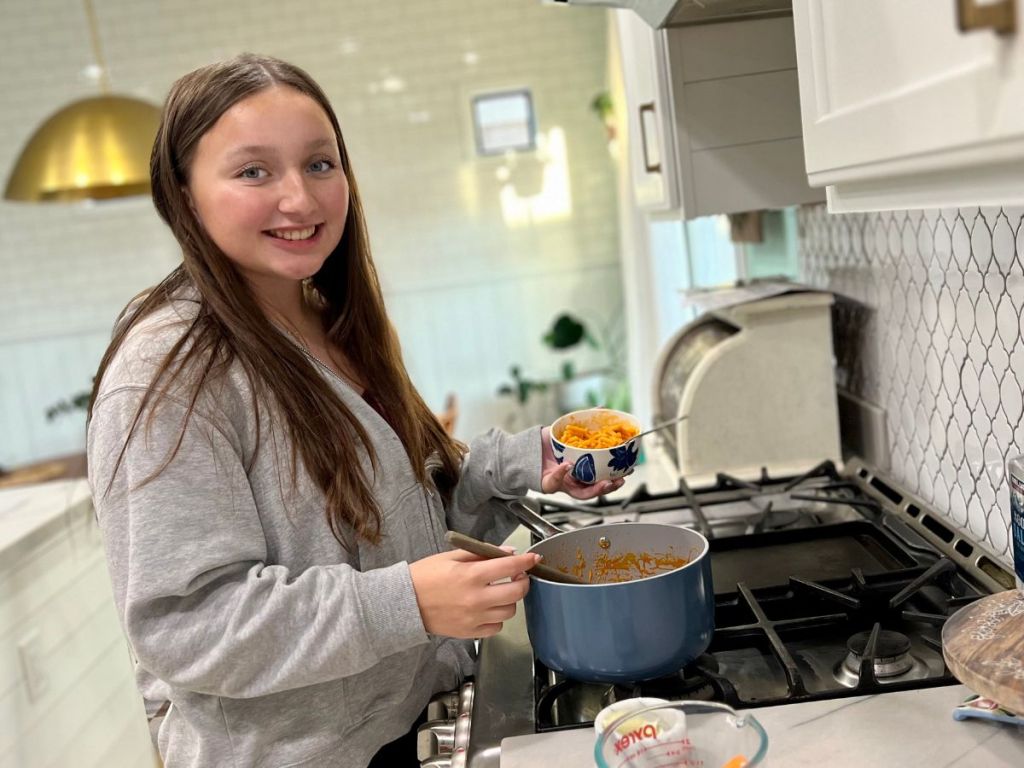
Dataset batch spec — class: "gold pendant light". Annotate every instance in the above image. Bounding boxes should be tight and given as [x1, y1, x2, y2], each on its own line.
[3, 0, 161, 202]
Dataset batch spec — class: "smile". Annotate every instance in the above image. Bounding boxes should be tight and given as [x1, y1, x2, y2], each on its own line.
[265, 224, 321, 241]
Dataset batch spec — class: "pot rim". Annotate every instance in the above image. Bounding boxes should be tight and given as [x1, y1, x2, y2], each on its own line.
[524, 521, 710, 587]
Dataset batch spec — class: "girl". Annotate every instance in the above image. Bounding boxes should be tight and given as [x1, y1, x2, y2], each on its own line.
[86, 53, 622, 768]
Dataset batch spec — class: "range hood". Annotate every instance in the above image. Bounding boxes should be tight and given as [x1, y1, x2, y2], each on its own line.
[548, 0, 790, 28]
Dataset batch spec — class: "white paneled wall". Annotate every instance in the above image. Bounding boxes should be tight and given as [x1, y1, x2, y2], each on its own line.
[1, 0, 618, 466]
[0, 332, 112, 468]
[388, 262, 622, 435]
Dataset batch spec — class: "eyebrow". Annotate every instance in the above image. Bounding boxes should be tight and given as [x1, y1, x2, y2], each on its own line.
[226, 138, 337, 160]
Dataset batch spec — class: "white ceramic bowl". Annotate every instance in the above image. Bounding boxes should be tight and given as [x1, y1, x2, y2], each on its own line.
[549, 408, 641, 485]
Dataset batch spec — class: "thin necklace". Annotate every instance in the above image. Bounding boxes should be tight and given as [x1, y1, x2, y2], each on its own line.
[267, 303, 363, 391]
[302, 346, 335, 374]
[295, 341, 363, 394]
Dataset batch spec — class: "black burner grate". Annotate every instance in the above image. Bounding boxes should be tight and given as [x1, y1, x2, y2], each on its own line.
[530, 462, 999, 733]
[534, 558, 985, 731]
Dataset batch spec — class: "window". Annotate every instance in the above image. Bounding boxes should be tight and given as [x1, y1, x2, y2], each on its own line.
[471, 90, 536, 156]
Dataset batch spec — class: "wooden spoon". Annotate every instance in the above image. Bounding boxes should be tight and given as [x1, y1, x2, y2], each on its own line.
[445, 531, 585, 585]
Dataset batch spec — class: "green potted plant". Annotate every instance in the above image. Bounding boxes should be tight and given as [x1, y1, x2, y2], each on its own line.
[497, 312, 629, 419]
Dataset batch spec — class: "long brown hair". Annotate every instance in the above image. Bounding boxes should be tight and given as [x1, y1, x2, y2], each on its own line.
[88, 53, 465, 545]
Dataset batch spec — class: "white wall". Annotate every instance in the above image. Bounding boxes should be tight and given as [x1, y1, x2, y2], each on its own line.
[800, 204, 1023, 564]
[0, 0, 621, 467]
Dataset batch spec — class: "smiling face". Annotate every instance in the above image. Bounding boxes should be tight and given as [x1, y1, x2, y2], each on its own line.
[185, 86, 349, 298]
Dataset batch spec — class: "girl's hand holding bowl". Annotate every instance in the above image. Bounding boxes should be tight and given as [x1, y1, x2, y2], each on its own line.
[541, 408, 641, 497]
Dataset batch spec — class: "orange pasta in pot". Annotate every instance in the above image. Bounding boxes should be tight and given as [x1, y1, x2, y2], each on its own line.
[559, 421, 639, 449]
[562, 546, 695, 584]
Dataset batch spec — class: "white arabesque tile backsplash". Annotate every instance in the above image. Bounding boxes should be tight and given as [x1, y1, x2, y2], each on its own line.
[0, 0, 619, 467]
[799, 204, 1024, 564]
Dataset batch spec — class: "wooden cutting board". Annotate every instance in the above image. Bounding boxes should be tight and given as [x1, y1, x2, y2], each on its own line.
[942, 590, 1024, 714]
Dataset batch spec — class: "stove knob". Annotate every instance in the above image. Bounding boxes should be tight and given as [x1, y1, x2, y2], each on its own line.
[454, 711, 471, 745]
[427, 691, 460, 721]
[416, 721, 455, 761]
[457, 682, 474, 715]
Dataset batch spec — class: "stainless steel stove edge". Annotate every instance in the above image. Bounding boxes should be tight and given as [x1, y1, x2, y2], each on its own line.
[844, 456, 1015, 594]
[465, 527, 535, 768]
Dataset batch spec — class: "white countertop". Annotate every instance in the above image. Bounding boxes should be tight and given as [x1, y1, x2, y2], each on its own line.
[499, 684, 1024, 767]
[0, 478, 92, 559]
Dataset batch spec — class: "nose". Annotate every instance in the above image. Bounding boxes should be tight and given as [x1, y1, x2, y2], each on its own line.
[277, 171, 317, 218]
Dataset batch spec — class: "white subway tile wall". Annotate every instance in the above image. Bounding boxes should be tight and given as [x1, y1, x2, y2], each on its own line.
[0, 0, 619, 467]
[799, 204, 1024, 563]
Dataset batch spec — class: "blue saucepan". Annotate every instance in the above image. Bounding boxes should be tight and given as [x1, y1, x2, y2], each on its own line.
[515, 505, 714, 684]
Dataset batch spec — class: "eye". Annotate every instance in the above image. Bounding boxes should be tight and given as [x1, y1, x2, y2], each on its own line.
[309, 158, 337, 173]
[238, 165, 267, 180]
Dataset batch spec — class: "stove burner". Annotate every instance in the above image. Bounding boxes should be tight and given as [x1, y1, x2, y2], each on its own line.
[616, 654, 720, 702]
[847, 629, 910, 662]
[535, 655, 725, 729]
[541, 680, 615, 727]
[834, 628, 928, 688]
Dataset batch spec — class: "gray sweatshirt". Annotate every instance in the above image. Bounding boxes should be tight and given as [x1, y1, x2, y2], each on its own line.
[87, 297, 541, 768]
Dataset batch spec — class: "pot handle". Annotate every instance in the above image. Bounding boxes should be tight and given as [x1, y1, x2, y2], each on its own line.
[502, 498, 563, 540]
[445, 531, 584, 584]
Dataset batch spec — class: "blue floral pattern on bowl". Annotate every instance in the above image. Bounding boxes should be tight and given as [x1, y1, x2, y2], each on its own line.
[571, 454, 597, 484]
[607, 440, 638, 473]
[551, 439, 566, 465]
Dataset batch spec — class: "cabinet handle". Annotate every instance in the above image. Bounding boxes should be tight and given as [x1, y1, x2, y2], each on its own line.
[956, 0, 1015, 34]
[638, 102, 661, 174]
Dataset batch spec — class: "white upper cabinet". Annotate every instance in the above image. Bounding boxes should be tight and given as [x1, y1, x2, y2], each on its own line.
[615, 10, 825, 216]
[615, 8, 680, 210]
[793, 0, 1024, 212]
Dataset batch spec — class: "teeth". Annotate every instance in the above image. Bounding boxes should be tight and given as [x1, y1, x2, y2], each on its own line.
[269, 226, 316, 240]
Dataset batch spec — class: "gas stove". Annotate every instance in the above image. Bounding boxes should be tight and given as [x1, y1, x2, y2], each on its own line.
[462, 457, 1015, 768]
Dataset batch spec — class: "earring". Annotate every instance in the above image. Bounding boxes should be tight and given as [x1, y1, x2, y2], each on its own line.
[302, 278, 324, 308]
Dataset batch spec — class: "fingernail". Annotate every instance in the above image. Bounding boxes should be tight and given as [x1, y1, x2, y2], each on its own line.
[534, 554, 543, 563]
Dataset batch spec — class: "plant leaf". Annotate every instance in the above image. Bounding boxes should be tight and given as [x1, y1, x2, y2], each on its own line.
[544, 314, 586, 349]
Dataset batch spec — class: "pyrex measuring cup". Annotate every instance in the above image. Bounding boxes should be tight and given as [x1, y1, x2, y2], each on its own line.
[594, 701, 768, 768]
